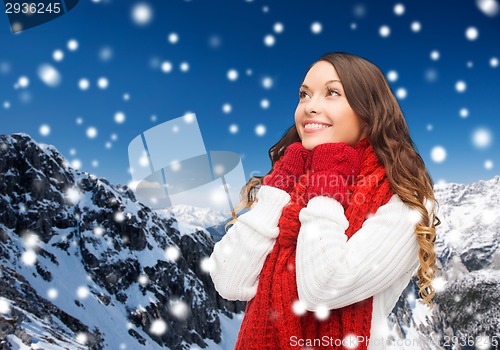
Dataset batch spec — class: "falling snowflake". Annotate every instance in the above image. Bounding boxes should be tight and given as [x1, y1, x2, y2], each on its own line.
[71, 159, 82, 170]
[114, 212, 125, 222]
[170, 299, 190, 321]
[168, 32, 179, 44]
[161, 61, 172, 73]
[273, 22, 284, 33]
[292, 300, 307, 316]
[431, 276, 447, 292]
[99, 46, 113, 61]
[38, 64, 61, 87]
[180, 62, 190, 72]
[3, 101, 10, 109]
[255, 124, 266, 136]
[227, 69, 238, 81]
[490, 57, 499, 67]
[465, 26, 479, 40]
[200, 257, 214, 273]
[314, 305, 330, 320]
[353, 3, 366, 17]
[79, 78, 90, 90]
[484, 160, 494, 170]
[394, 3, 405, 15]
[131, 3, 153, 26]
[39, 124, 51, 136]
[47, 288, 58, 300]
[455, 80, 467, 93]
[453, 294, 461, 302]
[430, 50, 440, 61]
[260, 99, 270, 109]
[150, 319, 167, 335]
[430, 146, 447, 163]
[229, 124, 239, 134]
[23, 232, 40, 249]
[427, 124, 433, 131]
[76, 332, 88, 345]
[138, 274, 149, 286]
[475, 334, 492, 350]
[165, 246, 181, 261]
[86, 127, 98, 139]
[17, 76, 29, 88]
[459, 107, 469, 118]
[467, 61, 474, 68]
[169, 160, 181, 172]
[93, 226, 104, 236]
[66, 187, 81, 204]
[123, 93, 130, 101]
[97, 77, 109, 89]
[396, 87, 407, 99]
[76, 117, 84, 125]
[22, 250, 37, 265]
[114, 111, 126, 124]
[262, 76, 273, 89]
[311, 21, 322, 34]
[350, 22, 357, 30]
[222, 103, 232, 114]
[208, 34, 222, 49]
[476, 0, 499, 16]
[425, 68, 438, 82]
[264, 34, 275, 47]
[0, 298, 11, 314]
[386, 70, 398, 82]
[67, 39, 79, 51]
[472, 128, 492, 148]
[379, 25, 390, 38]
[77, 286, 90, 299]
[343, 334, 359, 349]
[411, 21, 422, 32]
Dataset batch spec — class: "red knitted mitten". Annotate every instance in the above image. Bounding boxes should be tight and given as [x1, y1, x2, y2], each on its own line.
[263, 142, 312, 193]
[305, 142, 363, 208]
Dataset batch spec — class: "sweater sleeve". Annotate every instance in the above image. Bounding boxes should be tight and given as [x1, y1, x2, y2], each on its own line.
[295, 194, 421, 311]
[209, 185, 291, 301]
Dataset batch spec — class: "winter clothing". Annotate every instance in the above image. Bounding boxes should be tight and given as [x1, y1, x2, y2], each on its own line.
[209, 138, 421, 350]
[263, 141, 312, 193]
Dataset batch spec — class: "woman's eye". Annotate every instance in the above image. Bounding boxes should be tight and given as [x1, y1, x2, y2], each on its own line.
[298, 90, 309, 98]
[328, 88, 340, 96]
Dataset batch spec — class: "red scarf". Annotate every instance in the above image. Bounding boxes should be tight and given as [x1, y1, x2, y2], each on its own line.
[235, 139, 393, 349]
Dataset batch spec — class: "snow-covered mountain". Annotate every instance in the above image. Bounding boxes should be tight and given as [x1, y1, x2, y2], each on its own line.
[0, 134, 246, 350]
[384, 176, 499, 349]
[0, 133, 498, 350]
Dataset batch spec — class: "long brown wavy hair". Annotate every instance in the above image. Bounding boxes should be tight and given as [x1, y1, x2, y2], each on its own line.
[225, 52, 440, 310]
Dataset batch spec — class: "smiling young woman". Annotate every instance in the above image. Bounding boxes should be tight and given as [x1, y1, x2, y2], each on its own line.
[209, 52, 440, 350]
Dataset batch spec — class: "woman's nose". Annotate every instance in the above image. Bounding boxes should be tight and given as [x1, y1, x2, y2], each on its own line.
[305, 96, 321, 115]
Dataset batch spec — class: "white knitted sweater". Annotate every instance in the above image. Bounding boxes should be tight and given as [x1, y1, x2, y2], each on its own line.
[209, 185, 424, 349]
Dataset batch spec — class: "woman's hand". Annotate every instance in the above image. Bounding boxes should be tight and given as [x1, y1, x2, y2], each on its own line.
[262, 142, 312, 193]
[305, 142, 362, 208]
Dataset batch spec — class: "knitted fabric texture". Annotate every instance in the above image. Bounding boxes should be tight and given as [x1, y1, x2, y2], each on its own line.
[263, 142, 312, 193]
[234, 138, 394, 350]
[305, 142, 363, 208]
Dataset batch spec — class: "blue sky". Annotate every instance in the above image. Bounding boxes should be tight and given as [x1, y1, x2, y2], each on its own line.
[1, 0, 499, 188]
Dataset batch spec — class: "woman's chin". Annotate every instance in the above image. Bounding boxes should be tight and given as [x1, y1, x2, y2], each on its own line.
[301, 139, 322, 151]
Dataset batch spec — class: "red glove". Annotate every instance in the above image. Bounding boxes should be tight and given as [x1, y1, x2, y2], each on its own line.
[263, 142, 312, 193]
[305, 142, 363, 208]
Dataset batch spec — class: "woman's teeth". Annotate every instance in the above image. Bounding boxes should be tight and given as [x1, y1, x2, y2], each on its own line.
[304, 123, 331, 129]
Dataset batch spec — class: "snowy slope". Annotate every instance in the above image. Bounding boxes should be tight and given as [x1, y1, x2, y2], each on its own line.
[0, 134, 245, 350]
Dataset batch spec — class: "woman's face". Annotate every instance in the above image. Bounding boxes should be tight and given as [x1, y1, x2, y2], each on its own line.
[294, 60, 368, 150]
